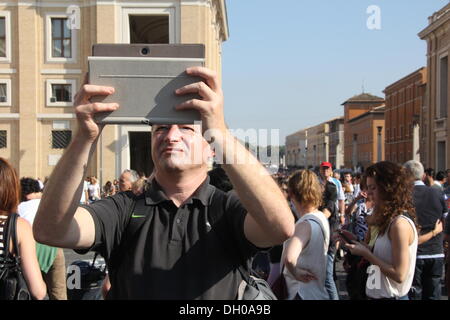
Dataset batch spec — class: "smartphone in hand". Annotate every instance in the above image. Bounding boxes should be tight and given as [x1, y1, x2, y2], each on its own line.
[338, 229, 357, 244]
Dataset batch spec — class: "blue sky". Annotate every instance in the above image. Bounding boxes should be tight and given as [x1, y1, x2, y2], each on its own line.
[221, 0, 448, 146]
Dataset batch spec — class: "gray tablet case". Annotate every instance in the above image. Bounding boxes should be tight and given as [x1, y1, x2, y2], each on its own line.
[88, 44, 205, 125]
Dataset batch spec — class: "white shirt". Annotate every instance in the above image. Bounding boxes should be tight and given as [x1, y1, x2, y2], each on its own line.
[366, 215, 418, 299]
[328, 177, 345, 201]
[80, 180, 88, 203]
[283, 211, 330, 300]
[18, 199, 41, 226]
[88, 183, 101, 200]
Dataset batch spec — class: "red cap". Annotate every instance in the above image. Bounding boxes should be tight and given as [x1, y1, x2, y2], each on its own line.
[320, 161, 332, 169]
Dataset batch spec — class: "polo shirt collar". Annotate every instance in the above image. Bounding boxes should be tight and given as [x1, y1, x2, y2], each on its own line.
[414, 180, 425, 186]
[145, 176, 215, 206]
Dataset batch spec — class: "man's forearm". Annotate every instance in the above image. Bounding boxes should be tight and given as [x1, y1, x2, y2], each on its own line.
[34, 134, 97, 242]
[218, 130, 294, 242]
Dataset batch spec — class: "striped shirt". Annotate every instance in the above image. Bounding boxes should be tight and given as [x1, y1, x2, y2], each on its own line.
[0, 215, 8, 257]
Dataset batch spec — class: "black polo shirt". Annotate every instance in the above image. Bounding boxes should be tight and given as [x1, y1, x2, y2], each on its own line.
[79, 177, 259, 299]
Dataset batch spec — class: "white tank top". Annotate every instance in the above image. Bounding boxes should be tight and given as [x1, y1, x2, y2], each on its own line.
[366, 215, 418, 299]
[282, 211, 330, 300]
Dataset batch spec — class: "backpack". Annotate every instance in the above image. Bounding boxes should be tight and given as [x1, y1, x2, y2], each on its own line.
[207, 189, 277, 300]
[67, 253, 106, 300]
[0, 213, 31, 300]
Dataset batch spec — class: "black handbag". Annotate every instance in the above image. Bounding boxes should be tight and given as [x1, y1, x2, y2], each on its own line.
[0, 213, 32, 300]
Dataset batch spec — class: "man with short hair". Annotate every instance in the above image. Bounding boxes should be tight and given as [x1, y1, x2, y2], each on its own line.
[320, 162, 345, 223]
[404, 160, 447, 300]
[118, 169, 139, 192]
[424, 168, 437, 188]
[18, 177, 67, 300]
[343, 172, 354, 194]
[33, 67, 295, 299]
[444, 169, 450, 189]
[353, 173, 362, 198]
[319, 161, 344, 300]
[434, 171, 446, 192]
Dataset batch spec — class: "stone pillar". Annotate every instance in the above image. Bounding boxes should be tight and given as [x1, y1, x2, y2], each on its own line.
[413, 122, 420, 161]
[377, 126, 382, 162]
[18, 6, 38, 177]
[352, 134, 358, 170]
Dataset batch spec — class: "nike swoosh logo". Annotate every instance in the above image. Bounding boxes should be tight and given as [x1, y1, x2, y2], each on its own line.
[131, 214, 146, 218]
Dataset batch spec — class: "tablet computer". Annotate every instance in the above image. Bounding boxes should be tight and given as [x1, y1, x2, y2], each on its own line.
[88, 44, 205, 125]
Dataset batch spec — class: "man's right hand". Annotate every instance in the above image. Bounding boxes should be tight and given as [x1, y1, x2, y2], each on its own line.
[73, 76, 119, 142]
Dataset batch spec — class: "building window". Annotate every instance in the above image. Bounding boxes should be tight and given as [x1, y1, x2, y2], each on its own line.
[0, 79, 11, 106]
[0, 130, 6, 148]
[439, 55, 448, 118]
[52, 130, 71, 149]
[51, 84, 71, 102]
[46, 14, 77, 63]
[46, 79, 76, 107]
[122, 8, 175, 43]
[129, 15, 169, 44]
[437, 141, 446, 171]
[51, 18, 71, 58]
[0, 12, 10, 61]
[0, 17, 5, 57]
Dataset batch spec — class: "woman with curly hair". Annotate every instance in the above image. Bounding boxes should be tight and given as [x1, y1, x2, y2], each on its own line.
[345, 161, 418, 300]
[281, 169, 330, 300]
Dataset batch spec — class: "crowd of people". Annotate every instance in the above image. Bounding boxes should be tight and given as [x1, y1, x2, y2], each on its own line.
[265, 162, 450, 300]
[0, 164, 150, 300]
[78, 170, 149, 205]
[1, 65, 449, 300]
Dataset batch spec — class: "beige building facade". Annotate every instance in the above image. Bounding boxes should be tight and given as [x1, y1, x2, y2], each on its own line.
[306, 121, 329, 168]
[419, 3, 450, 171]
[328, 116, 344, 169]
[0, 0, 228, 184]
[285, 129, 307, 168]
[285, 117, 344, 169]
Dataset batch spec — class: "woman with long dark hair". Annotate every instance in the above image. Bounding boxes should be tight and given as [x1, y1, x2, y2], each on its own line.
[345, 161, 418, 300]
[0, 157, 46, 299]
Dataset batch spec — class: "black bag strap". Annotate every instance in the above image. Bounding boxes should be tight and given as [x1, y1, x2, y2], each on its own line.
[107, 193, 146, 271]
[206, 188, 254, 283]
[3, 213, 19, 260]
[304, 217, 326, 245]
[11, 213, 20, 258]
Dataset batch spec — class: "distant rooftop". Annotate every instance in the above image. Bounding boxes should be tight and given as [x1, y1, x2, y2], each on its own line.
[348, 104, 386, 123]
[341, 93, 385, 105]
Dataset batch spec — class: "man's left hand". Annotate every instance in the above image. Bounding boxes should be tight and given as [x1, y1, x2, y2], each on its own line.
[175, 67, 226, 135]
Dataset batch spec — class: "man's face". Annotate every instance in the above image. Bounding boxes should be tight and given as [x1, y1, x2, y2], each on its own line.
[119, 172, 133, 192]
[320, 166, 332, 179]
[151, 124, 211, 173]
[344, 174, 352, 183]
